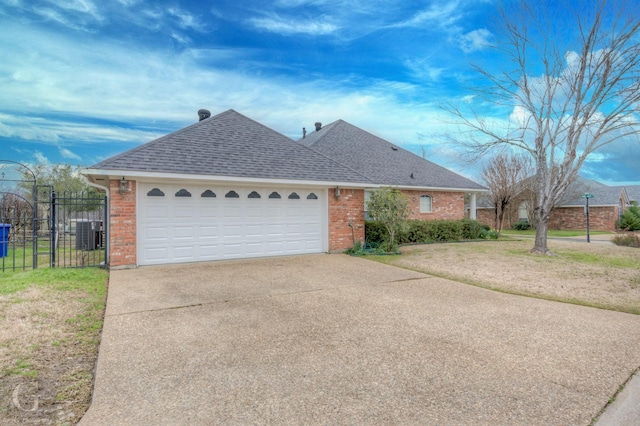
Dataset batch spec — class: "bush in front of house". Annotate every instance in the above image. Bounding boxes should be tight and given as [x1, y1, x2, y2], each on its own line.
[513, 220, 531, 230]
[618, 203, 640, 231]
[365, 219, 490, 246]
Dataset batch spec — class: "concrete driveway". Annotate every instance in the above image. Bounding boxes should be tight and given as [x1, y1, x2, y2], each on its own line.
[80, 254, 640, 425]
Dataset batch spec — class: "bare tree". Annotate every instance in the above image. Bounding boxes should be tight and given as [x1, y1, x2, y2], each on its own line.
[0, 192, 33, 239]
[482, 153, 532, 232]
[451, 0, 640, 254]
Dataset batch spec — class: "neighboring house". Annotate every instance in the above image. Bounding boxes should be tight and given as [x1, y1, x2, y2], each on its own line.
[476, 177, 630, 231]
[626, 185, 640, 205]
[83, 109, 486, 268]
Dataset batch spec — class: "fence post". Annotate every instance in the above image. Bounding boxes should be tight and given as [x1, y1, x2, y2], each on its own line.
[51, 190, 56, 268]
[103, 194, 109, 267]
[32, 184, 38, 269]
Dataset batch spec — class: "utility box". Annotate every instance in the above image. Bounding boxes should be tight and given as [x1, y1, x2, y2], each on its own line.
[0, 224, 10, 258]
[76, 221, 100, 250]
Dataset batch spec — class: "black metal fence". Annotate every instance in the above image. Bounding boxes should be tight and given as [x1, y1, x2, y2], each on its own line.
[0, 190, 107, 272]
[51, 191, 108, 269]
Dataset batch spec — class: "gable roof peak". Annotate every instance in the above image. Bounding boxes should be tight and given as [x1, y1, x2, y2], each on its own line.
[297, 118, 486, 191]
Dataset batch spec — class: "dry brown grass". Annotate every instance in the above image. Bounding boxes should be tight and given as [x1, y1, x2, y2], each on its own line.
[0, 269, 107, 425]
[377, 239, 640, 314]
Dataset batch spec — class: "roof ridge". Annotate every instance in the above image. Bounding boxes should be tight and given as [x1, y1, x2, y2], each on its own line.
[299, 119, 485, 189]
[94, 109, 237, 168]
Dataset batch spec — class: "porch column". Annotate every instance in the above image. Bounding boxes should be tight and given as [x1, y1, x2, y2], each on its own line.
[470, 193, 477, 219]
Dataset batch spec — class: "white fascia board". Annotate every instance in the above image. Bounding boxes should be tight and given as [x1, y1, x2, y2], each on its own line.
[81, 169, 487, 193]
[80, 168, 373, 189]
[364, 185, 488, 193]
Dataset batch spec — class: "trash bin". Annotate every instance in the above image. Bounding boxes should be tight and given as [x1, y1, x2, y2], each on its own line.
[0, 224, 10, 258]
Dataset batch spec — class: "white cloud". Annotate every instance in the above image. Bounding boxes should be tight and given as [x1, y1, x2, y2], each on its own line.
[33, 151, 50, 165]
[392, 1, 463, 29]
[167, 7, 206, 31]
[459, 28, 492, 53]
[59, 147, 82, 160]
[249, 15, 339, 35]
[404, 58, 446, 81]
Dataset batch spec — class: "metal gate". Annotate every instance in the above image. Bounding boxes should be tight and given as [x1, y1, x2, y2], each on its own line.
[0, 161, 107, 272]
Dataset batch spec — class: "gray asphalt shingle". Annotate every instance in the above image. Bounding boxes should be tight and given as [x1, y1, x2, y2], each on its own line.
[298, 120, 486, 190]
[90, 110, 371, 184]
[557, 178, 624, 206]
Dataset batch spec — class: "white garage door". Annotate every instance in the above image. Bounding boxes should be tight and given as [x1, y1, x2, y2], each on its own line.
[138, 183, 327, 265]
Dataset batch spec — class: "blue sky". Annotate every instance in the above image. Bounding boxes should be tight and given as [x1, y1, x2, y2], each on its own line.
[1, 0, 639, 185]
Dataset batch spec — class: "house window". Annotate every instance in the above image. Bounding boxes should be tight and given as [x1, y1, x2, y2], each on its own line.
[364, 190, 374, 219]
[518, 202, 529, 222]
[225, 190, 239, 198]
[147, 188, 164, 197]
[420, 195, 432, 213]
[269, 192, 281, 199]
[201, 190, 216, 198]
[175, 189, 191, 197]
[288, 192, 300, 200]
[248, 191, 261, 199]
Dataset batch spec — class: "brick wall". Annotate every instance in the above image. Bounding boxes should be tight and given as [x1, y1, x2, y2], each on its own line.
[328, 188, 365, 251]
[401, 190, 465, 220]
[476, 208, 495, 229]
[477, 205, 619, 231]
[328, 188, 467, 251]
[548, 206, 619, 231]
[109, 179, 137, 268]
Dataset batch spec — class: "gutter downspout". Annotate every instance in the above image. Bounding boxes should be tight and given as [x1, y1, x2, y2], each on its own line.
[82, 176, 110, 268]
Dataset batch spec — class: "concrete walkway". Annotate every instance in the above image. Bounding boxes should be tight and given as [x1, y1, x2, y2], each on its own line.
[81, 254, 640, 425]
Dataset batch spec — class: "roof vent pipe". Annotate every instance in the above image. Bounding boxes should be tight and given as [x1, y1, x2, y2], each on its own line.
[315, 122, 322, 131]
[198, 109, 211, 121]
[303, 127, 307, 138]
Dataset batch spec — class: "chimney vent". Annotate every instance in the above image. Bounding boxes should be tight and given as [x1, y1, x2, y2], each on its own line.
[198, 109, 211, 121]
[315, 122, 322, 131]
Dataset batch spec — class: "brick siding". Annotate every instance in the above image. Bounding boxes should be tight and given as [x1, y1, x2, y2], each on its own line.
[477, 205, 620, 231]
[548, 206, 619, 231]
[328, 188, 365, 251]
[401, 190, 465, 220]
[476, 208, 495, 229]
[109, 179, 137, 268]
[106, 184, 472, 263]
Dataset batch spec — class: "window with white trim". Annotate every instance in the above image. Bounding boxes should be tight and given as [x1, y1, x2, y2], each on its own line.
[420, 195, 432, 213]
[518, 202, 529, 222]
[364, 190, 374, 219]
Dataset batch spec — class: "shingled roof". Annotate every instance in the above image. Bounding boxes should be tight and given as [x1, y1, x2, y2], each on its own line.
[476, 177, 627, 209]
[89, 109, 371, 184]
[556, 178, 625, 206]
[298, 120, 486, 191]
[626, 185, 640, 204]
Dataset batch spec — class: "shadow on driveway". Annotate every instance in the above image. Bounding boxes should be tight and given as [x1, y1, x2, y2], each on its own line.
[81, 254, 640, 425]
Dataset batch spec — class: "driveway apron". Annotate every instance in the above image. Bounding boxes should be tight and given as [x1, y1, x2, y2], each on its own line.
[80, 254, 640, 425]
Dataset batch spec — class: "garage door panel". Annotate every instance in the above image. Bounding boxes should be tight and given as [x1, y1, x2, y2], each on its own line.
[172, 245, 195, 260]
[139, 184, 326, 265]
[145, 226, 167, 241]
[200, 206, 220, 218]
[173, 226, 194, 239]
[267, 223, 285, 236]
[145, 205, 168, 220]
[174, 206, 194, 218]
[145, 247, 168, 262]
[200, 225, 220, 239]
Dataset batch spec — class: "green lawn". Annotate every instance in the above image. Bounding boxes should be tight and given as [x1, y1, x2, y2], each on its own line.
[0, 267, 109, 424]
[1, 242, 105, 271]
